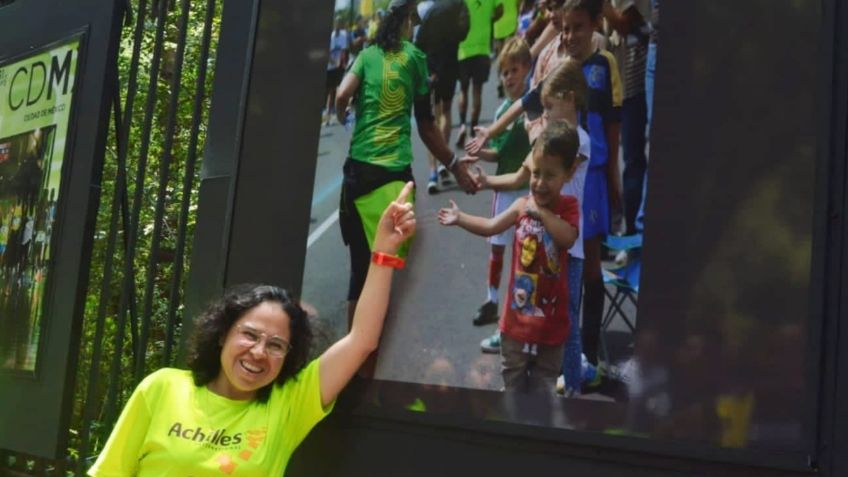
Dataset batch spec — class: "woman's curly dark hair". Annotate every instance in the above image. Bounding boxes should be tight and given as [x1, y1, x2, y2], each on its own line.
[375, 0, 415, 52]
[187, 284, 312, 403]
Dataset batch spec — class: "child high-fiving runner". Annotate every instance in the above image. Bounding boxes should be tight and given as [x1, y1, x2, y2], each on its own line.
[439, 121, 580, 393]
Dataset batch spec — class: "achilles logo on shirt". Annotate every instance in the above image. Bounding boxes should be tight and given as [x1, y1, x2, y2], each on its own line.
[167, 422, 243, 447]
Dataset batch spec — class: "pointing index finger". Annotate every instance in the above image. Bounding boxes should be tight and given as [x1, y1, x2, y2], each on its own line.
[395, 181, 414, 204]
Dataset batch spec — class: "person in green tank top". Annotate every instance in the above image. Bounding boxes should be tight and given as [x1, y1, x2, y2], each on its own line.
[455, 0, 503, 148]
[335, 0, 480, 376]
[493, 0, 520, 98]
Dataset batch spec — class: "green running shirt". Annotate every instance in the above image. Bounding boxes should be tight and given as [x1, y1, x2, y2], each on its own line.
[490, 97, 531, 176]
[349, 42, 430, 171]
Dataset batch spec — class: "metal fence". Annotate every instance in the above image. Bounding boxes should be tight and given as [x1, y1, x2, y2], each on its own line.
[0, 0, 222, 474]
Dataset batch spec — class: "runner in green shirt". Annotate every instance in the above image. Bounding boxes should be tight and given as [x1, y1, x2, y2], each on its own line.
[456, 0, 503, 148]
[335, 0, 479, 363]
[494, 0, 520, 41]
[347, 40, 429, 171]
[493, 0, 520, 98]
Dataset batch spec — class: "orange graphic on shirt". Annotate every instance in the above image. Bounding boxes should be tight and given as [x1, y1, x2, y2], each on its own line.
[216, 454, 237, 474]
[214, 427, 268, 473]
[245, 428, 267, 450]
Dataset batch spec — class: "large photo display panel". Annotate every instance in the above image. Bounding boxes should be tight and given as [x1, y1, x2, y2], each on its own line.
[299, 0, 818, 462]
[0, 38, 79, 373]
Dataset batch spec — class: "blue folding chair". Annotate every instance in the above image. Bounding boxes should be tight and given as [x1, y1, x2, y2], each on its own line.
[599, 234, 642, 366]
[604, 233, 643, 254]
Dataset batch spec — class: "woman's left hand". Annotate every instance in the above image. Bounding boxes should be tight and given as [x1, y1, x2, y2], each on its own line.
[372, 181, 416, 255]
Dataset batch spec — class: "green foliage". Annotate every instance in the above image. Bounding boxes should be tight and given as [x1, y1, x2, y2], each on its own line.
[66, 0, 223, 471]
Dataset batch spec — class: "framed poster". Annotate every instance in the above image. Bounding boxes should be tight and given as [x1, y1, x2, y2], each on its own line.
[184, 0, 829, 473]
[0, 37, 80, 373]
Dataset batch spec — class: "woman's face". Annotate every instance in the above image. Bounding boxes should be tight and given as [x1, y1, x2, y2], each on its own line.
[213, 301, 292, 400]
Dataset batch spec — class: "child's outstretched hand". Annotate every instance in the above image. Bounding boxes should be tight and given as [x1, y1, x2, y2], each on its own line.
[438, 200, 461, 226]
[373, 181, 416, 255]
[465, 127, 490, 154]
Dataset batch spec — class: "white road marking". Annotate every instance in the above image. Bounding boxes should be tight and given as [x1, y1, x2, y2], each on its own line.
[307, 209, 339, 249]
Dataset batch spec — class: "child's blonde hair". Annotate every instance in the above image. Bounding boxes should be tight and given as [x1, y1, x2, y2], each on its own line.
[497, 36, 532, 71]
[541, 59, 588, 114]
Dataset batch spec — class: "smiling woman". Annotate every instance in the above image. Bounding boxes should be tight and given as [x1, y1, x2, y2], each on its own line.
[193, 286, 309, 402]
[87, 183, 417, 477]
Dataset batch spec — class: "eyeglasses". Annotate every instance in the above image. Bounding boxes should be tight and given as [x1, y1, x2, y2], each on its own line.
[234, 324, 291, 358]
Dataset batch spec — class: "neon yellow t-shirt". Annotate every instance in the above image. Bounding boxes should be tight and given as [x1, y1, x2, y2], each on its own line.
[493, 0, 517, 40]
[458, 0, 499, 60]
[88, 359, 333, 477]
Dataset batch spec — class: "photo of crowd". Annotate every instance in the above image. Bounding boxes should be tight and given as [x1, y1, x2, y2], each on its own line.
[0, 126, 59, 372]
[302, 0, 657, 404]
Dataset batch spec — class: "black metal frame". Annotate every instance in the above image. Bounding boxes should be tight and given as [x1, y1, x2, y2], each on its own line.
[0, 0, 123, 460]
[816, 0, 848, 474]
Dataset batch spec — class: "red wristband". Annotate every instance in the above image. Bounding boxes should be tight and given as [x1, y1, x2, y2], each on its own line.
[372, 251, 405, 269]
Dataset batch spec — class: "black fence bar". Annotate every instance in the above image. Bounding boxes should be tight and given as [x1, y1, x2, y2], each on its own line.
[138, 0, 191, 374]
[74, 80, 128, 477]
[118, 0, 166, 384]
[74, 0, 147, 466]
[100, 0, 149, 431]
[163, 0, 217, 365]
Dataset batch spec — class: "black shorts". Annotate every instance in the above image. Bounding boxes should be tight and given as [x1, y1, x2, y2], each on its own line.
[326, 67, 344, 92]
[429, 50, 459, 103]
[432, 73, 457, 104]
[343, 211, 371, 302]
[458, 55, 491, 88]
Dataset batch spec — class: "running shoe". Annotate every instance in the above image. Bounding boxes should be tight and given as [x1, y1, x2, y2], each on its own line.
[472, 301, 499, 326]
[427, 172, 439, 194]
[437, 164, 451, 185]
[480, 331, 501, 353]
